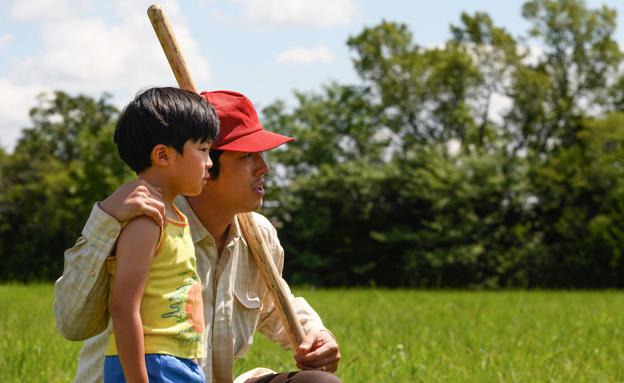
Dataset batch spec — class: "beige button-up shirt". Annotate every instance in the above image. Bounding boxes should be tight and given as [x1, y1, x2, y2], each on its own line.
[54, 197, 330, 383]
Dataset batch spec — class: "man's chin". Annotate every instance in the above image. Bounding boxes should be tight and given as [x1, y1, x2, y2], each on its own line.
[239, 199, 263, 214]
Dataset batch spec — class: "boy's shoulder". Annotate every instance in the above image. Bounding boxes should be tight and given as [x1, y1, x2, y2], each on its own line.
[119, 216, 161, 246]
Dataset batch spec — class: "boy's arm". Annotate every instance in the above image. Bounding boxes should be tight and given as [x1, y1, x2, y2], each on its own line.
[110, 216, 160, 383]
[54, 180, 165, 341]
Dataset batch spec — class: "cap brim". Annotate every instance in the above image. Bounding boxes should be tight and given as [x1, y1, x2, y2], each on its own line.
[214, 129, 294, 152]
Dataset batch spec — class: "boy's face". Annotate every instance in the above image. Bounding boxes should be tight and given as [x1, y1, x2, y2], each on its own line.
[173, 140, 212, 196]
[206, 151, 269, 213]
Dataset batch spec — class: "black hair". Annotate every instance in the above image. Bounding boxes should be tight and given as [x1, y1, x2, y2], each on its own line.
[208, 149, 224, 180]
[114, 87, 220, 174]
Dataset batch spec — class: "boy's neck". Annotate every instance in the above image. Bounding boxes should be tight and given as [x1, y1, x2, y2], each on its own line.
[137, 173, 178, 219]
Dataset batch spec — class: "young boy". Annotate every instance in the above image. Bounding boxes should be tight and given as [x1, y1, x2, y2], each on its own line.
[104, 87, 219, 382]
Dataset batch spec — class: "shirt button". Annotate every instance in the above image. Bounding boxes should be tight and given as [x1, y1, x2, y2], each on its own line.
[89, 271, 96, 277]
[108, 231, 116, 237]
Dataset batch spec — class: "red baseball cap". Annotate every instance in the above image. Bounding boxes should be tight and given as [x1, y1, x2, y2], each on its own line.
[200, 90, 294, 152]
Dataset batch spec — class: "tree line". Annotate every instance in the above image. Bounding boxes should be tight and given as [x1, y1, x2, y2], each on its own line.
[1, 0, 623, 287]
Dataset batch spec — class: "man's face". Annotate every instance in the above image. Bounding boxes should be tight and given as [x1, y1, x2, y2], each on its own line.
[206, 150, 269, 213]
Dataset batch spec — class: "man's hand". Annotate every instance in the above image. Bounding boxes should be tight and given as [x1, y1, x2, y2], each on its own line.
[99, 180, 165, 227]
[294, 330, 341, 373]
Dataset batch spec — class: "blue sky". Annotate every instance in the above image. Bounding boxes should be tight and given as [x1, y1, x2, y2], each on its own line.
[0, 0, 622, 151]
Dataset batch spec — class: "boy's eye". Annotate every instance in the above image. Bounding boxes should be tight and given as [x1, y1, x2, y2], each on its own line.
[200, 140, 213, 151]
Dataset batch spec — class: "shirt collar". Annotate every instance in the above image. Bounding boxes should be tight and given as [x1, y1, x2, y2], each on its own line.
[226, 215, 243, 247]
[174, 196, 242, 248]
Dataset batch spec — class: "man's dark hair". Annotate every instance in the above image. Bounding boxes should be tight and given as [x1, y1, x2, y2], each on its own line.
[114, 87, 220, 174]
[208, 149, 224, 180]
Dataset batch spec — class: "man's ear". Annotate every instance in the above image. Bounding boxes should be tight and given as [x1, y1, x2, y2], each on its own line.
[151, 144, 172, 167]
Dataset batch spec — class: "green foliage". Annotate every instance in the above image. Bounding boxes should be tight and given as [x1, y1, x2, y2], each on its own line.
[1, 0, 624, 287]
[347, 22, 482, 145]
[0, 92, 132, 281]
[261, 0, 624, 287]
[519, 0, 622, 149]
[528, 113, 624, 287]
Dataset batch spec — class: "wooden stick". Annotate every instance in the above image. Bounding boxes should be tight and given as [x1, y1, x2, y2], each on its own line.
[237, 213, 305, 351]
[147, 5, 197, 93]
[147, 3, 305, 352]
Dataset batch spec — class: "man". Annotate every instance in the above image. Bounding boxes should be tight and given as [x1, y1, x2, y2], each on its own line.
[54, 90, 341, 383]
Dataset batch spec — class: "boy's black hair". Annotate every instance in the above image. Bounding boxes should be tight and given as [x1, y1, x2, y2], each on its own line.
[114, 87, 220, 174]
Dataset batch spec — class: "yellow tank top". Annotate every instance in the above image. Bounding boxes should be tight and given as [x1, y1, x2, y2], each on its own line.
[105, 205, 205, 359]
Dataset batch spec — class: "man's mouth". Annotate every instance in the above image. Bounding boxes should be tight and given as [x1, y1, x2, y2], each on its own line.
[252, 180, 265, 195]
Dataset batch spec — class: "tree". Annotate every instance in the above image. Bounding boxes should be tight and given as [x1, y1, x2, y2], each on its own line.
[528, 113, 624, 287]
[346, 21, 482, 147]
[449, 12, 521, 149]
[260, 0, 624, 288]
[513, 0, 622, 152]
[0, 92, 131, 281]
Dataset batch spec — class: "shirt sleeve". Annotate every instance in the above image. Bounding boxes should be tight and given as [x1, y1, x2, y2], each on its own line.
[53, 203, 121, 341]
[254, 216, 331, 350]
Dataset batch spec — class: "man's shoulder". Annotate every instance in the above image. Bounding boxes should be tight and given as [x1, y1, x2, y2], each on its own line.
[249, 212, 274, 230]
[248, 212, 280, 243]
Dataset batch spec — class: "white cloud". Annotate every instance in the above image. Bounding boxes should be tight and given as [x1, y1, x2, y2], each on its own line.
[275, 45, 334, 64]
[240, 0, 360, 28]
[0, 80, 49, 151]
[9, 0, 72, 20]
[2, 0, 213, 150]
[0, 34, 12, 50]
[11, 0, 210, 91]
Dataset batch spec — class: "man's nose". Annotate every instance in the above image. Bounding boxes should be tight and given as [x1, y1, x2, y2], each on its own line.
[254, 152, 269, 175]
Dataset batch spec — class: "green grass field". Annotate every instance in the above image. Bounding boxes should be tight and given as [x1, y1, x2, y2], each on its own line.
[1, 284, 623, 382]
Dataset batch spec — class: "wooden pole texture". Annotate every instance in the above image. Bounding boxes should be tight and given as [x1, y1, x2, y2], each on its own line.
[147, 4, 305, 352]
[147, 4, 198, 93]
[236, 213, 306, 351]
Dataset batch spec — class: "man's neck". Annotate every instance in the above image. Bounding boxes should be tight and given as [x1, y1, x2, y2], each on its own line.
[186, 194, 236, 255]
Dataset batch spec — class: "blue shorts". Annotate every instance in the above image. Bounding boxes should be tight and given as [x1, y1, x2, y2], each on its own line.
[104, 354, 205, 383]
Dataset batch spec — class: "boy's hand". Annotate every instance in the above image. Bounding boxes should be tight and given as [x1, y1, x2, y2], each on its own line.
[100, 180, 166, 227]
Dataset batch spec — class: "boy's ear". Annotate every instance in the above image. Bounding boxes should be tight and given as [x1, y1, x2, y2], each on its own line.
[151, 144, 172, 167]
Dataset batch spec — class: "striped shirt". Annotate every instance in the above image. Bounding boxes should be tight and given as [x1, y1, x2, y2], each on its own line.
[54, 196, 330, 383]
